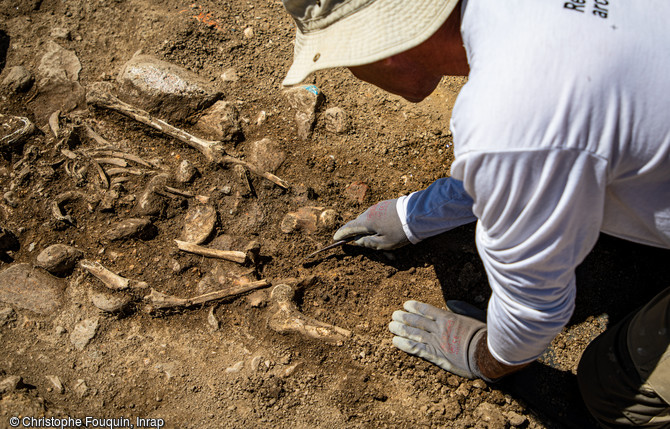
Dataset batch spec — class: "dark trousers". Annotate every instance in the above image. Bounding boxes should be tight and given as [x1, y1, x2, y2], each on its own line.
[577, 287, 670, 428]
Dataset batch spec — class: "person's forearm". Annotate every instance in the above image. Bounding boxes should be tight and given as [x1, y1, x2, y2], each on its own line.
[400, 177, 476, 243]
[474, 331, 530, 380]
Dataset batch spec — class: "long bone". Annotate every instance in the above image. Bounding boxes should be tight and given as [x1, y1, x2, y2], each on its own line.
[268, 284, 351, 345]
[86, 84, 289, 189]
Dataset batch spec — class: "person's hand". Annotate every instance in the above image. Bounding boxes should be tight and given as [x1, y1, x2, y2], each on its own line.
[333, 199, 409, 250]
[389, 300, 487, 379]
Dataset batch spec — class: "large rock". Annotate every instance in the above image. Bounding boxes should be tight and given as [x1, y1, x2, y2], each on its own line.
[180, 205, 217, 244]
[283, 85, 323, 140]
[35, 244, 83, 276]
[2, 66, 34, 93]
[0, 263, 64, 314]
[32, 42, 85, 124]
[117, 53, 222, 122]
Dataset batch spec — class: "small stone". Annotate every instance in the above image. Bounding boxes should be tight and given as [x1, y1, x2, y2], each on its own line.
[220, 68, 239, 82]
[117, 53, 221, 123]
[472, 379, 487, 390]
[225, 361, 244, 374]
[474, 402, 506, 427]
[35, 244, 83, 276]
[105, 218, 157, 241]
[247, 138, 285, 173]
[73, 379, 88, 397]
[243, 27, 254, 38]
[344, 181, 369, 203]
[0, 263, 64, 314]
[324, 107, 350, 134]
[283, 85, 323, 140]
[194, 100, 242, 142]
[54, 325, 66, 335]
[2, 66, 34, 93]
[0, 306, 15, 325]
[180, 205, 217, 244]
[37, 41, 81, 84]
[221, 185, 232, 195]
[250, 356, 262, 371]
[46, 375, 64, 394]
[454, 383, 470, 397]
[69, 317, 99, 351]
[50, 27, 71, 40]
[0, 376, 22, 394]
[90, 291, 130, 313]
[175, 160, 198, 183]
[207, 306, 219, 331]
[319, 209, 339, 230]
[505, 411, 528, 427]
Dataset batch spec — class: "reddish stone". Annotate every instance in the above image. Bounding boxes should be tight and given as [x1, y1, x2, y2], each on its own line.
[345, 181, 369, 203]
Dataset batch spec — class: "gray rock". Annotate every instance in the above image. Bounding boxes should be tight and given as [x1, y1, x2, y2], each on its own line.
[0, 263, 64, 314]
[180, 205, 217, 244]
[324, 107, 350, 134]
[2, 66, 34, 92]
[37, 41, 81, 84]
[194, 100, 242, 142]
[283, 85, 323, 140]
[175, 160, 198, 183]
[33, 42, 84, 124]
[35, 244, 83, 276]
[73, 379, 88, 397]
[117, 54, 221, 122]
[0, 376, 22, 395]
[105, 218, 156, 241]
[90, 291, 130, 313]
[70, 317, 99, 351]
[247, 138, 285, 174]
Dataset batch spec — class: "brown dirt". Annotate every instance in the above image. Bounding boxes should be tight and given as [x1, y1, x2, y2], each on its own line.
[1, 1, 670, 428]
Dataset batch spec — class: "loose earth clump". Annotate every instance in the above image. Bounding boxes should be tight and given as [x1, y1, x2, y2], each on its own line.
[2, 1, 670, 428]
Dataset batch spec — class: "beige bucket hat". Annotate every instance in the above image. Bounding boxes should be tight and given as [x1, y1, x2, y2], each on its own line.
[282, 0, 460, 86]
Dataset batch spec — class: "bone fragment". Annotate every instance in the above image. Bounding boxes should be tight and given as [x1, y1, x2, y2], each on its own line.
[86, 84, 289, 189]
[105, 167, 145, 176]
[79, 259, 148, 290]
[174, 240, 247, 264]
[91, 159, 109, 189]
[163, 186, 194, 198]
[84, 125, 115, 149]
[268, 284, 351, 345]
[86, 149, 154, 168]
[144, 279, 271, 311]
[48, 111, 61, 137]
[60, 148, 78, 159]
[94, 157, 128, 167]
[51, 191, 82, 224]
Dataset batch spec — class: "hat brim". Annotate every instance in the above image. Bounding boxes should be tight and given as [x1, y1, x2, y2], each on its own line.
[282, 0, 459, 86]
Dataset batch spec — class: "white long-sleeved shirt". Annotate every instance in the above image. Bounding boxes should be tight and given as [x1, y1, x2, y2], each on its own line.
[399, 0, 670, 365]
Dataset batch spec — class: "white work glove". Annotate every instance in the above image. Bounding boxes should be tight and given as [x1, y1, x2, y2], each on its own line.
[389, 300, 488, 379]
[333, 199, 409, 250]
